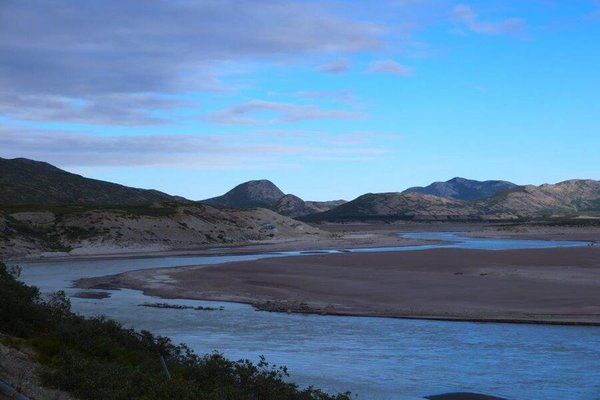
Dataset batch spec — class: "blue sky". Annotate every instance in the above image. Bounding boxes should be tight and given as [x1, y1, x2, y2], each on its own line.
[1, 0, 599, 200]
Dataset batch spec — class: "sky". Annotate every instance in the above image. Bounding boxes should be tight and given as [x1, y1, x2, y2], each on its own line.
[1, 0, 599, 201]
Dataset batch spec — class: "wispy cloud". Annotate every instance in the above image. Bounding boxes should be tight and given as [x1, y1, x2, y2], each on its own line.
[0, 1, 383, 125]
[0, 127, 391, 168]
[367, 60, 413, 76]
[208, 100, 360, 125]
[253, 129, 399, 145]
[295, 89, 355, 102]
[0, 93, 190, 126]
[315, 59, 352, 74]
[451, 4, 526, 37]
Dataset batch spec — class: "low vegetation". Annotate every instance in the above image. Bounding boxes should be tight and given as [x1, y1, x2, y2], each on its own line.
[0, 262, 351, 400]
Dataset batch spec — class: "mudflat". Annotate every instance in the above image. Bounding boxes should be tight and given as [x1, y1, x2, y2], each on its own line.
[77, 246, 600, 325]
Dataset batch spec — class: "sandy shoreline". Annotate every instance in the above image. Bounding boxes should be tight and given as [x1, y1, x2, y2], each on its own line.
[10, 222, 600, 263]
[77, 245, 600, 326]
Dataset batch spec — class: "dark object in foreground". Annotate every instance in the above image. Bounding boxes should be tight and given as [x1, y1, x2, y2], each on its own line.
[71, 291, 111, 299]
[138, 302, 224, 311]
[426, 392, 508, 400]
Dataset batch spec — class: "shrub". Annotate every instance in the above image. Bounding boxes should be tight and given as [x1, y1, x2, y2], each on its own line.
[0, 262, 352, 400]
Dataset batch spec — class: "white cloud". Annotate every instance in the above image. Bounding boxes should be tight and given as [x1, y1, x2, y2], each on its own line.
[0, 127, 390, 168]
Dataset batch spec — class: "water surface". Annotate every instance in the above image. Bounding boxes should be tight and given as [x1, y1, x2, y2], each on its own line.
[13, 233, 600, 399]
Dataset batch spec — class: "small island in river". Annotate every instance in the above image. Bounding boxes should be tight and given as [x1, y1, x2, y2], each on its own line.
[77, 226, 600, 326]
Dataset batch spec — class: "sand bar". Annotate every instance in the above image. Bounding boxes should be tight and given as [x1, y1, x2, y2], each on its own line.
[77, 246, 600, 325]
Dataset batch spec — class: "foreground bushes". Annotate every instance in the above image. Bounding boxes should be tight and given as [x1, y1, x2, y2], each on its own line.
[0, 262, 351, 400]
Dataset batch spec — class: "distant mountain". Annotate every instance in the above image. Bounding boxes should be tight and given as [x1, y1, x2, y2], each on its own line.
[403, 177, 518, 201]
[308, 179, 600, 221]
[203, 180, 345, 217]
[310, 192, 477, 221]
[203, 180, 285, 209]
[0, 157, 175, 206]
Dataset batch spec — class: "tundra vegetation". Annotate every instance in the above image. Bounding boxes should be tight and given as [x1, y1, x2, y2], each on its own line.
[0, 262, 350, 400]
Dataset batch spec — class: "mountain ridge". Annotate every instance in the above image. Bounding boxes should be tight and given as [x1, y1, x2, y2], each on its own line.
[0, 157, 176, 206]
[307, 179, 600, 222]
[2, 157, 599, 223]
[403, 177, 518, 201]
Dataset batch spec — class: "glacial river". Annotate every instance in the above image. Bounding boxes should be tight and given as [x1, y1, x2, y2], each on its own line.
[13, 233, 600, 400]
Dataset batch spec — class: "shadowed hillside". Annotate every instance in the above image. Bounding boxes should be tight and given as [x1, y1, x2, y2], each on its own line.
[0, 157, 175, 206]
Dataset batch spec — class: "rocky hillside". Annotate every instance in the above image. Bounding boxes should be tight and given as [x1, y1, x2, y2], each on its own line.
[0, 203, 323, 259]
[203, 180, 345, 217]
[403, 177, 518, 201]
[0, 157, 176, 205]
[308, 180, 600, 222]
[481, 179, 600, 219]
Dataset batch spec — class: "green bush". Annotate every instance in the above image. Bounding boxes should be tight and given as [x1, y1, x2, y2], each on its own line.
[0, 262, 352, 400]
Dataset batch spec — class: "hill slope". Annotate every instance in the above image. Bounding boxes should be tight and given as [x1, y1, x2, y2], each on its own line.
[403, 177, 518, 201]
[0, 157, 175, 205]
[0, 160, 325, 258]
[309, 180, 600, 221]
[0, 204, 323, 259]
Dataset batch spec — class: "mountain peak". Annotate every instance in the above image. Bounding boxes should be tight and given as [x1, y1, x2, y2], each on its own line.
[448, 177, 468, 183]
[203, 179, 285, 209]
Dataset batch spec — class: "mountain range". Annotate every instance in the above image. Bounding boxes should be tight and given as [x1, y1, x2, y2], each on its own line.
[309, 179, 600, 221]
[2, 157, 600, 226]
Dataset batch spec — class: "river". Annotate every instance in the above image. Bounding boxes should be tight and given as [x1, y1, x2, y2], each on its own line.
[13, 233, 600, 399]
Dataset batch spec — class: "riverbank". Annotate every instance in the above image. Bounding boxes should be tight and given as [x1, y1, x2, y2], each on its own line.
[77, 246, 600, 326]
[0, 263, 352, 400]
[8, 221, 600, 262]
